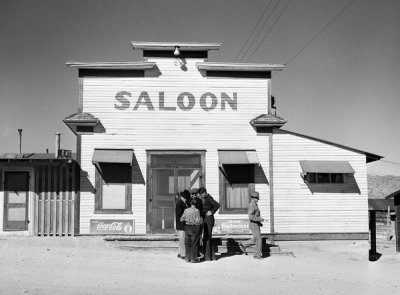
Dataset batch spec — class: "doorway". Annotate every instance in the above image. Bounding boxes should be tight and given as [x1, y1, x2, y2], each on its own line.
[3, 171, 30, 231]
[148, 153, 204, 233]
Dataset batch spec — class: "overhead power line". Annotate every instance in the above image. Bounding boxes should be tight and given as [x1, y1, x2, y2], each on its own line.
[244, 0, 293, 62]
[284, 0, 356, 66]
[238, 0, 281, 62]
[234, 0, 273, 62]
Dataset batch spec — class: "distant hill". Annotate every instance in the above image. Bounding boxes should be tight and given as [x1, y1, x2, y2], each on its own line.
[368, 175, 400, 199]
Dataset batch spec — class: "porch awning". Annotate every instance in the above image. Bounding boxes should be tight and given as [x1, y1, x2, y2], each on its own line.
[300, 160, 355, 174]
[92, 149, 134, 165]
[218, 150, 260, 165]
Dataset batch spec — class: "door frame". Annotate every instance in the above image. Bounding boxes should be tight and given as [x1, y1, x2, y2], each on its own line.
[146, 150, 206, 233]
[1, 167, 34, 235]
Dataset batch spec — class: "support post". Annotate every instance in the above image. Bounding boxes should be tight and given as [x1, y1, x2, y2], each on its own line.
[369, 210, 376, 254]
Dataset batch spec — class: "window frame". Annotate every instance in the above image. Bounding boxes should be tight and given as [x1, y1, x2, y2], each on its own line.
[219, 164, 255, 214]
[94, 164, 132, 214]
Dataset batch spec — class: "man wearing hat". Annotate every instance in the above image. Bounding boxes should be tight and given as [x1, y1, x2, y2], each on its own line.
[239, 190, 264, 260]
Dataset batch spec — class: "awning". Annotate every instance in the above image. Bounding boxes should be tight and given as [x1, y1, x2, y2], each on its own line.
[218, 150, 260, 165]
[300, 160, 355, 174]
[92, 149, 134, 165]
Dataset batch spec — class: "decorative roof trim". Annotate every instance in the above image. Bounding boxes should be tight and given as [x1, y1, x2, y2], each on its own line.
[131, 41, 221, 51]
[197, 62, 285, 72]
[65, 61, 156, 70]
[250, 114, 288, 128]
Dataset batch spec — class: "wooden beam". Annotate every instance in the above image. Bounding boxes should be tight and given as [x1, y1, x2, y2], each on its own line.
[395, 195, 400, 253]
[369, 211, 377, 253]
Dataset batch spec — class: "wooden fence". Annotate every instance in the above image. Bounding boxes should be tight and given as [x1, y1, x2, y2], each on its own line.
[34, 163, 78, 236]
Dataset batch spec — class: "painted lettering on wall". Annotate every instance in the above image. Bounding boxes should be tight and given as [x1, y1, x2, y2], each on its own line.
[114, 91, 237, 111]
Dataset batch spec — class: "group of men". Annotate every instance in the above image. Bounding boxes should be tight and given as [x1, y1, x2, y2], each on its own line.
[176, 187, 265, 262]
[176, 187, 220, 263]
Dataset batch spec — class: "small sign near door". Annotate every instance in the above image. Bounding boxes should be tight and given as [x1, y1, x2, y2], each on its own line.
[90, 219, 134, 234]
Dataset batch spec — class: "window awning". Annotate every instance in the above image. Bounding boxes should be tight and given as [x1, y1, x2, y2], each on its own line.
[300, 160, 355, 174]
[218, 150, 260, 165]
[92, 149, 134, 165]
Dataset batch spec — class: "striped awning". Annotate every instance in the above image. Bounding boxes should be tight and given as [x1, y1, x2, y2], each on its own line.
[218, 150, 260, 165]
[92, 149, 134, 164]
[300, 161, 355, 173]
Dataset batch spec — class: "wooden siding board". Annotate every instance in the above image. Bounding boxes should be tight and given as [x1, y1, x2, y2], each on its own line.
[273, 133, 368, 233]
[77, 57, 272, 235]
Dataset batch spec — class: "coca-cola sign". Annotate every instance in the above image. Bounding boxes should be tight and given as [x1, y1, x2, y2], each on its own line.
[90, 219, 134, 234]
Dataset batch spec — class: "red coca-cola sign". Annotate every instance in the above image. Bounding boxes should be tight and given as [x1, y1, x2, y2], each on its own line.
[90, 219, 134, 234]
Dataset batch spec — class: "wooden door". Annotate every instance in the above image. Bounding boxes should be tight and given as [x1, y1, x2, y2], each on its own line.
[3, 171, 30, 231]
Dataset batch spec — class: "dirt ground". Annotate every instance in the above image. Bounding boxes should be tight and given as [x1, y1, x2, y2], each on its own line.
[0, 236, 399, 295]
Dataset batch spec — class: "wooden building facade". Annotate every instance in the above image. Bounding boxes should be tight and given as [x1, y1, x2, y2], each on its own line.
[64, 42, 381, 240]
[0, 153, 78, 236]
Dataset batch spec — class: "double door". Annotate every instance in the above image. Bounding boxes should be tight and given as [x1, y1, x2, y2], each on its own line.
[149, 154, 202, 233]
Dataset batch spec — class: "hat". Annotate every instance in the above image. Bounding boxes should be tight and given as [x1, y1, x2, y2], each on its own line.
[250, 191, 260, 199]
[190, 188, 199, 195]
[180, 190, 191, 200]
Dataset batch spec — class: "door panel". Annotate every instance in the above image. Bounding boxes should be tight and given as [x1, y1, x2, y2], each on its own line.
[151, 168, 175, 233]
[4, 171, 29, 231]
[149, 155, 203, 233]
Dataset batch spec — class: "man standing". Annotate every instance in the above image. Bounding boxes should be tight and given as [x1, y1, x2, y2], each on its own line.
[180, 198, 203, 263]
[198, 186, 220, 261]
[239, 191, 264, 260]
[175, 190, 190, 259]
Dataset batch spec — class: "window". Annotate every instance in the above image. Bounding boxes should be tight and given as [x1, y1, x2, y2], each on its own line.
[306, 173, 344, 184]
[95, 163, 132, 213]
[220, 164, 254, 214]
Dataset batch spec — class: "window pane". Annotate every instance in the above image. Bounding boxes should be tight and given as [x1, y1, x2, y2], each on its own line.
[102, 183, 126, 209]
[7, 208, 26, 221]
[226, 184, 249, 209]
[331, 173, 344, 183]
[223, 165, 254, 183]
[177, 169, 201, 192]
[307, 173, 316, 183]
[154, 169, 175, 195]
[317, 173, 330, 183]
[7, 192, 27, 204]
[100, 163, 131, 183]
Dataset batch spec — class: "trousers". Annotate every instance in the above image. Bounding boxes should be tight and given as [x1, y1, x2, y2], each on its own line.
[184, 225, 201, 262]
[242, 222, 262, 257]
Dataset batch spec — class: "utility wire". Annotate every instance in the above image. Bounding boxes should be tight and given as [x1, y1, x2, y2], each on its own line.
[284, 0, 356, 66]
[245, 0, 293, 62]
[234, 0, 273, 62]
[239, 0, 282, 62]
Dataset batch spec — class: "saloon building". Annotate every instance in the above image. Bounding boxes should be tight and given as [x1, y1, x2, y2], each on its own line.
[61, 41, 381, 240]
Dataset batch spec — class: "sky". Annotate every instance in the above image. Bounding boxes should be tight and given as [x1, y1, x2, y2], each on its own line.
[0, 0, 399, 175]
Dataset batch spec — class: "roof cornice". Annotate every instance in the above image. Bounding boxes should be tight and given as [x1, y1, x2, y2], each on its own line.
[131, 41, 221, 51]
[65, 61, 156, 70]
[196, 62, 285, 72]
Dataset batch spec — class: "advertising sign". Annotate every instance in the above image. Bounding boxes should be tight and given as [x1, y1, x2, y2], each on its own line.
[213, 219, 250, 234]
[90, 219, 134, 234]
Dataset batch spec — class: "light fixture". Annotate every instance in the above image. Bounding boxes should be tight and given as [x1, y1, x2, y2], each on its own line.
[174, 46, 180, 56]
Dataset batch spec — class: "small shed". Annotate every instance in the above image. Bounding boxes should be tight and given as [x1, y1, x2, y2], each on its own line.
[385, 190, 400, 252]
[0, 153, 79, 236]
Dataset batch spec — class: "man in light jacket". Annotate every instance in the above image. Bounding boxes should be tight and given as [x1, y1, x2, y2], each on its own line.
[239, 190, 264, 260]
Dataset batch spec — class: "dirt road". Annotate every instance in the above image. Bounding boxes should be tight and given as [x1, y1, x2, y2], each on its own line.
[0, 237, 398, 295]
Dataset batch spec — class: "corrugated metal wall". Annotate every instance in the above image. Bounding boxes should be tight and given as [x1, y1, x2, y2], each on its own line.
[273, 131, 368, 233]
[79, 57, 271, 234]
[34, 163, 78, 236]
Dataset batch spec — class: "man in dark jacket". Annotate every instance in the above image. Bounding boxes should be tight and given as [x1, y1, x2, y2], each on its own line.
[198, 186, 220, 261]
[175, 190, 190, 259]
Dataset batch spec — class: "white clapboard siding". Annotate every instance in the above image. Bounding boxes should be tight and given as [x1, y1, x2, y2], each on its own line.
[273, 131, 368, 233]
[79, 57, 271, 234]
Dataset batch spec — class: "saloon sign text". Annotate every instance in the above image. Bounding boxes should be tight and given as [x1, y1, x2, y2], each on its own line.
[114, 91, 237, 111]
